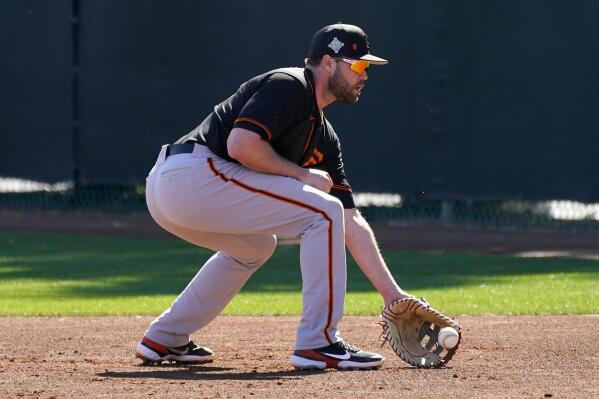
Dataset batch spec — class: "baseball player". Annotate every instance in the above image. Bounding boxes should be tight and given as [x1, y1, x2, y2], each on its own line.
[135, 22, 410, 370]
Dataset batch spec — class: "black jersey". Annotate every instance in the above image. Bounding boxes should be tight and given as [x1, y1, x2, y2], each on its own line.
[177, 67, 355, 208]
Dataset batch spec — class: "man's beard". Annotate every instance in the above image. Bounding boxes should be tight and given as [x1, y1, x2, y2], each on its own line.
[328, 69, 360, 104]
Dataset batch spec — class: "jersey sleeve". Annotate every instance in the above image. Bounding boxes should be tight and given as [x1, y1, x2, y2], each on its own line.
[317, 136, 356, 209]
[233, 73, 307, 141]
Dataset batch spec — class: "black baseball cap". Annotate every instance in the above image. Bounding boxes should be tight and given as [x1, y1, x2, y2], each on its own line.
[307, 23, 388, 64]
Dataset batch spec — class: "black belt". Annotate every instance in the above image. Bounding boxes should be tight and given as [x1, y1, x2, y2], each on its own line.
[165, 142, 196, 158]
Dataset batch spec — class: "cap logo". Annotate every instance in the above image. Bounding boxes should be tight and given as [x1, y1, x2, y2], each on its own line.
[328, 37, 344, 54]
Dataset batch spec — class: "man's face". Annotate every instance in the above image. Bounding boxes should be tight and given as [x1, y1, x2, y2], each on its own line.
[328, 59, 369, 104]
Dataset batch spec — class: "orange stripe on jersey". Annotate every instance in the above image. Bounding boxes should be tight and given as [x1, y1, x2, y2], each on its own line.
[332, 184, 352, 192]
[234, 117, 273, 141]
[207, 158, 335, 345]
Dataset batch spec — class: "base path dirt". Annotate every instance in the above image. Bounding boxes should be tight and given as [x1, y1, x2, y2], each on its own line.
[1, 315, 597, 398]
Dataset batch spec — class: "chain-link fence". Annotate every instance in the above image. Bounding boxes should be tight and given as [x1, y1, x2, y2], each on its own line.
[359, 197, 599, 231]
[1, 179, 598, 231]
[0, 181, 145, 212]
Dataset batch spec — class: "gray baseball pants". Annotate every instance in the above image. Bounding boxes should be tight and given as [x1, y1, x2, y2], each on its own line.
[143, 144, 346, 350]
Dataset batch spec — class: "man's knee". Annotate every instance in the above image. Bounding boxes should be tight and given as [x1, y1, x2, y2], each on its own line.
[302, 196, 344, 236]
[231, 234, 277, 269]
[320, 196, 344, 222]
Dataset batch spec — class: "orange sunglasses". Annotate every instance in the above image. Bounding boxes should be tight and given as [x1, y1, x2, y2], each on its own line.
[338, 58, 370, 74]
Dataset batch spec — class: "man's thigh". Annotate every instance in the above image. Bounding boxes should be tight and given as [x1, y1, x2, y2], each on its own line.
[155, 155, 343, 239]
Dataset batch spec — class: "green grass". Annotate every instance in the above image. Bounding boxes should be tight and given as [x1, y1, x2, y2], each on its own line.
[0, 231, 597, 316]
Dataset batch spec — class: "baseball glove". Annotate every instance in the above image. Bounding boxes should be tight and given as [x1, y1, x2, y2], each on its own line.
[379, 297, 462, 368]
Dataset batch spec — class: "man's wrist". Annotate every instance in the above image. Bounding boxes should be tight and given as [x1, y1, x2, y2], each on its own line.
[382, 287, 410, 306]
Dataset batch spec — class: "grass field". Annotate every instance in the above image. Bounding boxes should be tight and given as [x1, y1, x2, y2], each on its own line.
[0, 231, 597, 316]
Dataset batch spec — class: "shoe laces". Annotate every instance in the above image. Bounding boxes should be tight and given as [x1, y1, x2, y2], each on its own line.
[338, 341, 360, 353]
[172, 341, 196, 354]
[185, 341, 200, 352]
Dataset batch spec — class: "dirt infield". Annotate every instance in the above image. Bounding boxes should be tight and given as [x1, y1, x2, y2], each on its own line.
[2, 210, 598, 397]
[1, 316, 597, 398]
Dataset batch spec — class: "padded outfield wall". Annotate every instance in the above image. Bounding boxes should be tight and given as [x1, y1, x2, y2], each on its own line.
[1, 1, 598, 202]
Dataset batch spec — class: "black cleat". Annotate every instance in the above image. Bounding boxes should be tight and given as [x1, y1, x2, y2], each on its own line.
[290, 341, 384, 370]
[136, 336, 214, 365]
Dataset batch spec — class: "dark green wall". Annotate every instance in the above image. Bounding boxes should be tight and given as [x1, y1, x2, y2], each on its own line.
[1, 1, 598, 201]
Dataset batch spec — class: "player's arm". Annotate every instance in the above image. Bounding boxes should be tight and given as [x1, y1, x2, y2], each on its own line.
[227, 128, 332, 193]
[344, 208, 410, 306]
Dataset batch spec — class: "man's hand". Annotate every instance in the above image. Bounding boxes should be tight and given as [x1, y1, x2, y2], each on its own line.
[298, 168, 333, 193]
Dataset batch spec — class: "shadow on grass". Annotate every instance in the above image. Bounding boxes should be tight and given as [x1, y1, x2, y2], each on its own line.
[1, 232, 598, 298]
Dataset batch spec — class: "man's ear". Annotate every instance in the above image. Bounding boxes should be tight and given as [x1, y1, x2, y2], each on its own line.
[322, 55, 336, 75]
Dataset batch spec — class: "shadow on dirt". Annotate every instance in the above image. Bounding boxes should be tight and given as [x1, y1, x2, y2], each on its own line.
[98, 366, 325, 381]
